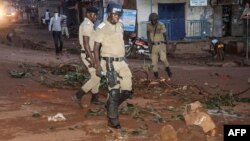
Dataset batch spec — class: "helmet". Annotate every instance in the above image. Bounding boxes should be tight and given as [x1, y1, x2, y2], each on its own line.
[106, 1, 123, 16]
[149, 13, 158, 21]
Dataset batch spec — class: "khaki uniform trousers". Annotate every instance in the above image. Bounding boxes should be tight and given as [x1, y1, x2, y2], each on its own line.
[80, 53, 101, 94]
[151, 44, 170, 72]
[100, 59, 132, 91]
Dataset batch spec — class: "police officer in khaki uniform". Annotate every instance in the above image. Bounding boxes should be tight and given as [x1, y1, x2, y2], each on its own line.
[72, 7, 103, 107]
[147, 13, 172, 80]
[93, 2, 133, 129]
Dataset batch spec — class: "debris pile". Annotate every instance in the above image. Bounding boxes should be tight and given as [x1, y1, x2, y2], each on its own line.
[160, 101, 218, 141]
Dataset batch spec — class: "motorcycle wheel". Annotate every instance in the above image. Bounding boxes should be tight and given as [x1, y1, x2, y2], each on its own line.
[125, 45, 133, 57]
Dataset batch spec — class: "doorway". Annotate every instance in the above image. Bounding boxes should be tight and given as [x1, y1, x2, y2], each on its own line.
[158, 3, 185, 40]
[222, 5, 232, 36]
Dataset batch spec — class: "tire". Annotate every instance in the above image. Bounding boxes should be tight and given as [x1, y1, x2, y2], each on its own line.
[125, 45, 133, 57]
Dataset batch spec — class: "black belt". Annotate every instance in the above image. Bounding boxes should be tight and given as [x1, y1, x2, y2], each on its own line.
[102, 57, 124, 62]
[152, 41, 166, 45]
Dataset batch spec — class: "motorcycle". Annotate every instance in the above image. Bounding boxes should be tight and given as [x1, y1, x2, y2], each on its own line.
[124, 33, 151, 59]
[210, 37, 225, 61]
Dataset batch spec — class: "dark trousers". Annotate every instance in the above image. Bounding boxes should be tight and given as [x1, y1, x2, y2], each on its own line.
[52, 31, 63, 54]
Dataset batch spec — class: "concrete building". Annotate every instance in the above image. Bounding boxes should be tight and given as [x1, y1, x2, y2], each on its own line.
[136, 0, 244, 41]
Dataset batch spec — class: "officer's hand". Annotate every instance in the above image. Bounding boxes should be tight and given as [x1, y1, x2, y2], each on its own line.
[96, 65, 102, 77]
[89, 58, 95, 68]
[85, 53, 90, 58]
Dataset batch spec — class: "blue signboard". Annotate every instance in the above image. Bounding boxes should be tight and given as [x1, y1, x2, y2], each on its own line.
[121, 9, 137, 32]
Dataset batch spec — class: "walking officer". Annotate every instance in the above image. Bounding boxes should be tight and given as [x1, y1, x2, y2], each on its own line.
[93, 1, 133, 129]
[147, 13, 173, 80]
[72, 6, 103, 107]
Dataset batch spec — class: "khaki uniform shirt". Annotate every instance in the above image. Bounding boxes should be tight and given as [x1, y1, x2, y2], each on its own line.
[79, 18, 95, 51]
[147, 21, 166, 42]
[94, 19, 125, 57]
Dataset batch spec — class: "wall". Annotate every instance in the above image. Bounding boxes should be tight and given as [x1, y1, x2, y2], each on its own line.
[212, 6, 223, 37]
[231, 5, 244, 36]
[136, 0, 151, 39]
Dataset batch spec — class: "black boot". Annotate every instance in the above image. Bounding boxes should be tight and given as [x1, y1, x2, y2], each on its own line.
[107, 89, 121, 129]
[90, 94, 105, 105]
[118, 90, 133, 106]
[165, 67, 172, 78]
[154, 72, 159, 79]
[72, 89, 85, 108]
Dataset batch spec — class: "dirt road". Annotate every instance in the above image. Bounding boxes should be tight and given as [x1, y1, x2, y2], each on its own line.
[0, 24, 249, 141]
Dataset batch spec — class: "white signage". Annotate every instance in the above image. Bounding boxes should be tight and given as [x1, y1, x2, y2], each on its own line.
[190, 0, 207, 6]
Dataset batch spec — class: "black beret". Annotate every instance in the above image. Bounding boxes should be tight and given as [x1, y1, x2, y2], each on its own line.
[86, 6, 98, 14]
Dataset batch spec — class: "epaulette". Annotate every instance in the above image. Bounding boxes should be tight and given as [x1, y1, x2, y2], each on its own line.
[97, 23, 106, 29]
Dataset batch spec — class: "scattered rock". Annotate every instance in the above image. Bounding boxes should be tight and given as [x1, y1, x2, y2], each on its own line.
[160, 124, 177, 141]
[32, 112, 41, 118]
[23, 102, 32, 105]
[149, 81, 160, 86]
[184, 101, 216, 134]
[182, 85, 188, 91]
[184, 101, 203, 114]
[177, 125, 207, 141]
[48, 113, 66, 122]
[184, 111, 216, 133]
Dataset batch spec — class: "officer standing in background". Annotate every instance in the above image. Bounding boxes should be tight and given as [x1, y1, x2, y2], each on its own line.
[93, 1, 133, 129]
[147, 13, 173, 80]
[72, 7, 104, 107]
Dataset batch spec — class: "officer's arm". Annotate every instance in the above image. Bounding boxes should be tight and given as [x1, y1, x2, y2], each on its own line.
[61, 15, 67, 20]
[94, 42, 102, 76]
[83, 35, 94, 67]
[162, 24, 168, 43]
[147, 25, 151, 44]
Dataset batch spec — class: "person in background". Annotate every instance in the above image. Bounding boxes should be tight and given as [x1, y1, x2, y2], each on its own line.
[61, 15, 70, 39]
[49, 10, 66, 55]
[45, 9, 51, 25]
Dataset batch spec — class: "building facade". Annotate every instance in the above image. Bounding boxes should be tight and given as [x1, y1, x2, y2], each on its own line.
[136, 0, 245, 41]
